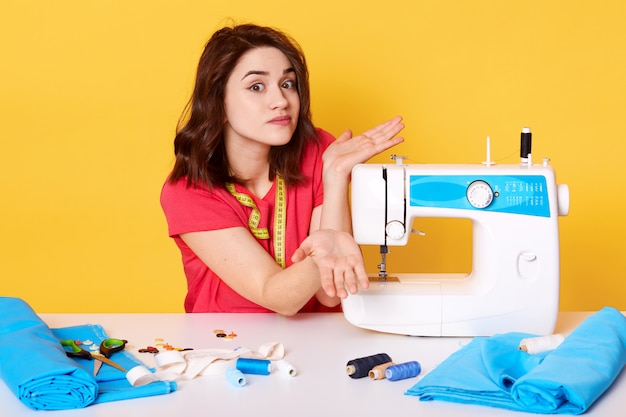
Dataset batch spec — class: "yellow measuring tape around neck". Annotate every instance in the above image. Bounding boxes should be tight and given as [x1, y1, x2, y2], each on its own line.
[226, 175, 286, 268]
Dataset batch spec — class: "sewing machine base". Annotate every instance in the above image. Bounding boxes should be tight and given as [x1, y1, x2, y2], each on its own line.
[343, 273, 559, 337]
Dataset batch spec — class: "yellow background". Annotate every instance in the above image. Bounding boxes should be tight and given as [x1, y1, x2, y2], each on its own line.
[1, 1, 624, 313]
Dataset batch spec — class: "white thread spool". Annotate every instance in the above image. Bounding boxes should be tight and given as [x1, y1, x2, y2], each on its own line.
[519, 334, 565, 354]
[275, 359, 297, 377]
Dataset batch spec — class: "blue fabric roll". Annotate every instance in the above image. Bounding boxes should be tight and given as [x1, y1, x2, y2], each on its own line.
[406, 307, 626, 414]
[0, 297, 176, 410]
[0, 297, 98, 410]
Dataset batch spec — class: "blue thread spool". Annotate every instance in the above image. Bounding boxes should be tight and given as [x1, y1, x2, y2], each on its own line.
[346, 353, 392, 379]
[385, 361, 421, 381]
[236, 358, 271, 375]
[226, 367, 247, 387]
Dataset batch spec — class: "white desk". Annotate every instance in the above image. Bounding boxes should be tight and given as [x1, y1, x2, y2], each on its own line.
[0, 312, 623, 416]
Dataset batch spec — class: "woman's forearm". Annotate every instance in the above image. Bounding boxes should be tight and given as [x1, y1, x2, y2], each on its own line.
[319, 177, 352, 232]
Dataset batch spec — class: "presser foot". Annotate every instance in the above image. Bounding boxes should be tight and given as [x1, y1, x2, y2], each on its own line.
[369, 276, 400, 282]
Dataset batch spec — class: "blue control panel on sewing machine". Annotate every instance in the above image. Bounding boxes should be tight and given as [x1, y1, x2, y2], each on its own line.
[409, 175, 550, 217]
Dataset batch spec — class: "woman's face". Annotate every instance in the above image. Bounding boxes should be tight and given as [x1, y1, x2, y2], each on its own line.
[223, 47, 300, 148]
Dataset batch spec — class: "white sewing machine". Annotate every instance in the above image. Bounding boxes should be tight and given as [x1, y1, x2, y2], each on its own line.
[342, 133, 570, 337]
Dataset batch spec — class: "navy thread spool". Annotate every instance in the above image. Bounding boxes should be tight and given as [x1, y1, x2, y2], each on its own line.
[385, 361, 421, 381]
[226, 367, 247, 387]
[520, 127, 532, 164]
[236, 358, 272, 375]
[346, 353, 392, 379]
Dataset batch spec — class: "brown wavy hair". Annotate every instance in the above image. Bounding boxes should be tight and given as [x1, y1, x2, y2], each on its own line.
[168, 24, 317, 188]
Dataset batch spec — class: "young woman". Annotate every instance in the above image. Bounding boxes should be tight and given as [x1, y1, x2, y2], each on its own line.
[161, 23, 404, 315]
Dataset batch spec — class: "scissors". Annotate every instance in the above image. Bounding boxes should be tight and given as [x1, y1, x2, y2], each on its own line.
[61, 338, 128, 376]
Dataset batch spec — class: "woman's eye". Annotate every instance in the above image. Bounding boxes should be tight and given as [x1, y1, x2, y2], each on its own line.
[282, 79, 296, 89]
[250, 83, 265, 92]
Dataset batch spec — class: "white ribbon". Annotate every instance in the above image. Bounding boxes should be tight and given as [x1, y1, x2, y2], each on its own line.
[126, 365, 160, 386]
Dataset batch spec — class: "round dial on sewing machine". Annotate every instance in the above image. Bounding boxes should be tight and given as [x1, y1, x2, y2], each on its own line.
[385, 220, 405, 240]
[466, 180, 494, 209]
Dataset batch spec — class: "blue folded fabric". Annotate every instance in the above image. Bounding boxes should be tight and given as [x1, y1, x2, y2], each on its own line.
[0, 297, 176, 410]
[406, 307, 626, 414]
[51, 324, 177, 405]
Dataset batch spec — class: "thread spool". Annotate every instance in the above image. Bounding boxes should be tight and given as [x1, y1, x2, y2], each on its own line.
[346, 353, 392, 379]
[520, 127, 532, 165]
[519, 334, 565, 354]
[236, 358, 271, 375]
[275, 359, 297, 377]
[385, 361, 422, 381]
[369, 361, 394, 380]
[226, 367, 247, 387]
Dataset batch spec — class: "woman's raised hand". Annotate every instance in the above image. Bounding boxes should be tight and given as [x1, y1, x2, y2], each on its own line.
[322, 116, 405, 180]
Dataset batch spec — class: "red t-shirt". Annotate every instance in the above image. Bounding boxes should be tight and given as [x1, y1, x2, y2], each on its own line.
[160, 128, 341, 313]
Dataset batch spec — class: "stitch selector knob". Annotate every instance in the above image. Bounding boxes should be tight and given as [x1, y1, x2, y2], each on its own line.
[466, 180, 494, 209]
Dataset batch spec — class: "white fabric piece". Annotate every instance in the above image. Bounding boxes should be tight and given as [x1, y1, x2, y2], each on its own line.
[136, 342, 286, 384]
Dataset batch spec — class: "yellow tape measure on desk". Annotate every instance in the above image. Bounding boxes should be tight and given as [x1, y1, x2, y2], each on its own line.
[226, 175, 286, 268]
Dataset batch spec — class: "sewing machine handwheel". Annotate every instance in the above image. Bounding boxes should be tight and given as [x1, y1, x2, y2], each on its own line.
[385, 220, 405, 240]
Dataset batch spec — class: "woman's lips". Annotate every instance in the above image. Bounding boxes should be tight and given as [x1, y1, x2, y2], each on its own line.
[268, 116, 292, 126]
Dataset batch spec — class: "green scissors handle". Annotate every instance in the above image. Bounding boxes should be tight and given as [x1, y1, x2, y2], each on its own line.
[60, 339, 92, 359]
[100, 338, 127, 358]
[60, 338, 127, 358]
[60, 338, 128, 373]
